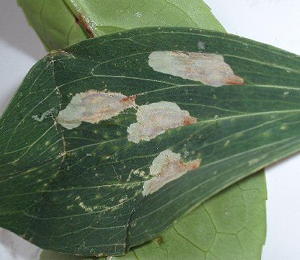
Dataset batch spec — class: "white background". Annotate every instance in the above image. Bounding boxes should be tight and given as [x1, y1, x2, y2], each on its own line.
[0, 0, 300, 259]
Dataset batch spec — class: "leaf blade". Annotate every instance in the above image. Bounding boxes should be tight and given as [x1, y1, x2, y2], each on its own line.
[0, 27, 283, 256]
[39, 172, 266, 260]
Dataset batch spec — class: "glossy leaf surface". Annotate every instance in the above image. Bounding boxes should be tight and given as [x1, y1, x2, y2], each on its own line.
[1, 27, 292, 256]
[19, 0, 266, 258]
[40, 172, 266, 259]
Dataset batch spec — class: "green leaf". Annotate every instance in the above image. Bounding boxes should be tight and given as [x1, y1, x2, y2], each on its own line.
[0, 27, 281, 256]
[19, 1, 266, 258]
[40, 251, 89, 260]
[18, 0, 225, 50]
[117, 172, 267, 260]
[40, 172, 266, 260]
[17, 0, 86, 50]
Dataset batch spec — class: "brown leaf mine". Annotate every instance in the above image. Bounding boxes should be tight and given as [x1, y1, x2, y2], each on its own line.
[56, 90, 136, 129]
[148, 51, 244, 86]
[143, 149, 201, 196]
[127, 101, 197, 143]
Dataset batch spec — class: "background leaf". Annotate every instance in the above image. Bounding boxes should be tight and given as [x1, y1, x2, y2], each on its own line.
[2, 27, 298, 256]
[18, 0, 225, 50]
[40, 171, 266, 260]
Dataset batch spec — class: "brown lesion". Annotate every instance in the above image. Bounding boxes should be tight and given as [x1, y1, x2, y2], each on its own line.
[183, 159, 201, 171]
[157, 235, 164, 245]
[183, 116, 197, 126]
[121, 95, 137, 103]
[75, 13, 95, 38]
[225, 76, 244, 85]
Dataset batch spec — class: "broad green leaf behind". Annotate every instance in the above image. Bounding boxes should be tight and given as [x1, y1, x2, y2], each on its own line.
[18, 0, 225, 50]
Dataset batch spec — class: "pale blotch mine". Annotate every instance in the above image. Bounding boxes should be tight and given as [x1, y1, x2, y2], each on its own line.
[148, 51, 244, 87]
[143, 149, 201, 196]
[248, 158, 260, 166]
[56, 90, 136, 130]
[127, 101, 197, 143]
[198, 41, 206, 50]
[32, 108, 56, 122]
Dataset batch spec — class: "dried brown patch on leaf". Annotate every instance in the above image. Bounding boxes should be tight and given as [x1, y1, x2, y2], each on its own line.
[143, 149, 201, 196]
[148, 51, 244, 86]
[57, 90, 136, 129]
[127, 101, 197, 143]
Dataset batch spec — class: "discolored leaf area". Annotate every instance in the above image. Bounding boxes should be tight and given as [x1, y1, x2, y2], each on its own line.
[40, 171, 266, 260]
[1, 27, 296, 256]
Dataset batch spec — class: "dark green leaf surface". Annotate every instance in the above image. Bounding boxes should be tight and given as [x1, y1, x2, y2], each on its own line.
[1, 27, 292, 256]
[19, 1, 267, 257]
[19, 0, 266, 258]
[40, 172, 266, 260]
[19, 0, 267, 257]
